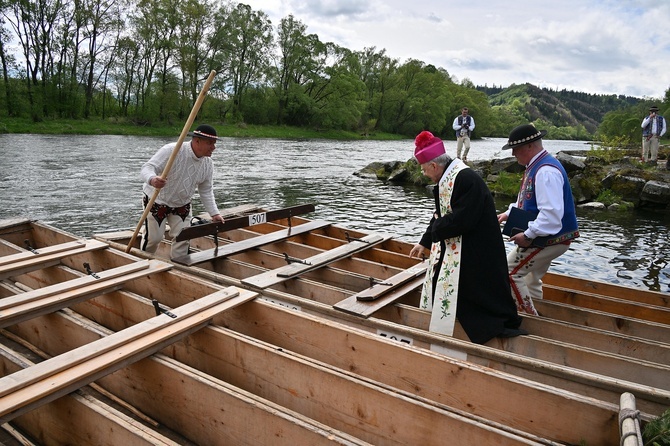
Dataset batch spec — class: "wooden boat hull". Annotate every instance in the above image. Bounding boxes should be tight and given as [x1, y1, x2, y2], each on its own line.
[95, 210, 670, 416]
[0, 215, 658, 445]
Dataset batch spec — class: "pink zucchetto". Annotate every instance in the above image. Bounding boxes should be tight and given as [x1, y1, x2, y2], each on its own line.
[413, 131, 445, 164]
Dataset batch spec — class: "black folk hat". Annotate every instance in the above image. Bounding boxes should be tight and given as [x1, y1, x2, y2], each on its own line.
[188, 124, 222, 141]
[650, 105, 659, 112]
[502, 124, 547, 150]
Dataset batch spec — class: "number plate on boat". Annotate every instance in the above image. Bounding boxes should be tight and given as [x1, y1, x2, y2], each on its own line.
[248, 212, 267, 226]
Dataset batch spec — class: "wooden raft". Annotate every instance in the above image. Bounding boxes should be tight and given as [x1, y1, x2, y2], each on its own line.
[0, 239, 109, 281]
[173, 219, 330, 266]
[0, 259, 173, 328]
[241, 233, 392, 289]
[0, 286, 258, 423]
[333, 260, 428, 318]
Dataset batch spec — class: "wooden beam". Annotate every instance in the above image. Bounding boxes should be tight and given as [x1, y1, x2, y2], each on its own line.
[0, 260, 173, 328]
[211, 300, 622, 446]
[0, 344, 184, 446]
[543, 285, 670, 325]
[0, 286, 257, 423]
[534, 299, 670, 343]
[0, 240, 90, 267]
[1, 320, 367, 446]
[241, 233, 392, 289]
[173, 219, 330, 266]
[175, 204, 316, 241]
[334, 275, 424, 318]
[544, 272, 670, 308]
[0, 239, 109, 281]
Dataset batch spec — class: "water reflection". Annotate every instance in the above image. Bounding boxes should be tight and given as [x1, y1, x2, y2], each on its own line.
[0, 133, 668, 293]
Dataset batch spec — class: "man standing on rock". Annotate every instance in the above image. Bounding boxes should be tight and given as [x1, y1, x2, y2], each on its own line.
[641, 105, 667, 164]
[452, 107, 475, 162]
[497, 124, 580, 315]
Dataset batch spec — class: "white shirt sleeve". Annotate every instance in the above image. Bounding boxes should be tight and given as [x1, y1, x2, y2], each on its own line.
[452, 117, 461, 131]
[661, 118, 667, 137]
[469, 117, 475, 132]
[641, 117, 651, 129]
[526, 166, 565, 238]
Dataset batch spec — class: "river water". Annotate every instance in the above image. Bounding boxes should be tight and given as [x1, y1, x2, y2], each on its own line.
[1, 134, 669, 293]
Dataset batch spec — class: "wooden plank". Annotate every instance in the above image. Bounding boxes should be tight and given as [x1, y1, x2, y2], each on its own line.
[214, 300, 622, 446]
[176, 204, 316, 241]
[544, 272, 670, 308]
[241, 233, 392, 289]
[0, 260, 173, 328]
[0, 346, 184, 446]
[1, 320, 367, 446]
[0, 239, 109, 281]
[357, 260, 427, 301]
[334, 275, 424, 318]
[0, 240, 88, 267]
[0, 286, 257, 423]
[543, 285, 670, 325]
[534, 299, 670, 344]
[173, 219, 331, 266]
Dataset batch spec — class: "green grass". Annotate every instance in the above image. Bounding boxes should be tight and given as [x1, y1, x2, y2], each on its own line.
[0, 117, 407, 141]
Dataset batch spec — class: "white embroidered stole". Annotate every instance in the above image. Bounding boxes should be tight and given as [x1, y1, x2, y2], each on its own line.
[419, 161, 468, 336]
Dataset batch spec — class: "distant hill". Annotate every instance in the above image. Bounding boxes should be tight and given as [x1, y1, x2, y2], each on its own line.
[477, 83, 641, 134]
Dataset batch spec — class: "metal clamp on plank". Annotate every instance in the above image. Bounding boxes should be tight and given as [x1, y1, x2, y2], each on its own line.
[369, 277, 393, 287]
[24, 240, 38, 254]
[83, 263, 100, 279]
[283, 253, 311, 265]
[152, 299, 177, 318]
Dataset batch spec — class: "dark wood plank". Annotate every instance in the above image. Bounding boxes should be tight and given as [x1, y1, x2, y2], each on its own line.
[176, 204, 316, 241]
[173, 219, 331, 266]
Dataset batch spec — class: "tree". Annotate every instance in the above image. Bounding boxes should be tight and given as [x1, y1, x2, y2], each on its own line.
[216, 3, 273, 121]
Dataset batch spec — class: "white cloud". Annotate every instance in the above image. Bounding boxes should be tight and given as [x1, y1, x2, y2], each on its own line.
[244, 0, 670, 98]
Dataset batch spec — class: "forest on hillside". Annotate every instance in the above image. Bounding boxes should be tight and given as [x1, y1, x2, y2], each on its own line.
[0, 0, 667, 141]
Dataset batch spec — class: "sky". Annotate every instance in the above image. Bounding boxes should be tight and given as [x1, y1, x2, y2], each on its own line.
[241, 0, 670, 100]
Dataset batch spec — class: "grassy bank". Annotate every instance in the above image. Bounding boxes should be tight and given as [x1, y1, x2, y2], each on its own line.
[0, 117, 406, 141]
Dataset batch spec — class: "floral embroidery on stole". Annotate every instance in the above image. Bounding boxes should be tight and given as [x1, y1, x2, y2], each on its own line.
[419, 161, 469, 336]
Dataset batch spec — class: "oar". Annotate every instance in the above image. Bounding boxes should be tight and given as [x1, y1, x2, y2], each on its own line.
[125, 70, 217, 253]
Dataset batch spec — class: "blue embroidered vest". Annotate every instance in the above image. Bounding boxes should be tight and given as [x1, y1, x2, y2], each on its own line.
[642, 115, 664, 136]
[455, 115, 472, 138]
[518, 151, 579, 246]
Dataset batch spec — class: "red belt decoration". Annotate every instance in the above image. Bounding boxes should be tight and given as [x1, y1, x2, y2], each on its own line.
[143, 195, 190, 226]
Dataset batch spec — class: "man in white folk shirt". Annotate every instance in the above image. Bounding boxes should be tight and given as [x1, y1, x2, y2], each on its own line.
[497, 124, 580, 315]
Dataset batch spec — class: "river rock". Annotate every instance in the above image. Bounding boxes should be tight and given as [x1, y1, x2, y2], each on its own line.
[578, 202, 607, 210]
[640, 180, 670, 205]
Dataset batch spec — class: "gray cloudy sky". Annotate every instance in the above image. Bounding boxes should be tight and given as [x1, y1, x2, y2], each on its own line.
[243, 0, 670, 99]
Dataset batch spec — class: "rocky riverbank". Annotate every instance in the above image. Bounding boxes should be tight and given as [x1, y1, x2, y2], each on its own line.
[355, 150, 670, 212]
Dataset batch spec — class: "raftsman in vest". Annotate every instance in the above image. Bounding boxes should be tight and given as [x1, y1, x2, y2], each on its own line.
[642, 115, 665, 136]
[519, 151, 579, 246]
[455, 115, 472, 138]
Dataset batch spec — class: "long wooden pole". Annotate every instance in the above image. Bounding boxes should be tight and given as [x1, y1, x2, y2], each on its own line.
[125, 70, 217, 253]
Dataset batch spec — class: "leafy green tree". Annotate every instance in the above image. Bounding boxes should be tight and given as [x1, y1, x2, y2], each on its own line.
[215, 3, 273, 122]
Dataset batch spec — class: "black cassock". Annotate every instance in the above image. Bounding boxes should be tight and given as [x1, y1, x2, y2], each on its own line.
[418, 164, 523, 344]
